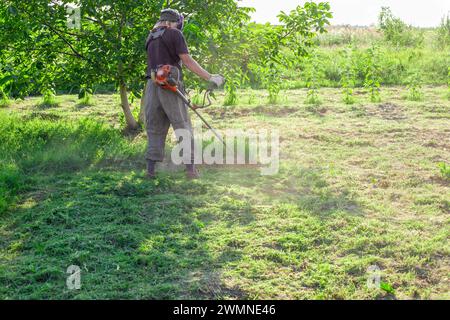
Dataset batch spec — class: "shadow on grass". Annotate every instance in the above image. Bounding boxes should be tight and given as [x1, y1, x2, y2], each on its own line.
[0, 169, 249, 299]
[35, 102, 60, 110]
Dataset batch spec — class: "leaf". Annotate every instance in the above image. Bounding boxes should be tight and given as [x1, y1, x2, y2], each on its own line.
[380, 282, 395, 294]
[0, 76, 13, 87]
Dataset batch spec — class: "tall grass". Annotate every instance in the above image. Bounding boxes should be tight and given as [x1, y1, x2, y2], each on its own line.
[437, 13, 450, 48]
[0, 88, 11, 108]
[0, 113, 143, 213]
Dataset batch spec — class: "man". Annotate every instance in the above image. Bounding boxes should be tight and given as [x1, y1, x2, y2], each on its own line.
[145, 9, 224, 179]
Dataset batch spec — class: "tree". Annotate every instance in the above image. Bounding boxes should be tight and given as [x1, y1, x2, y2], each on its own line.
[378, 7, 423, 47]
[2, 0, 250, 130]
[2, 1, 332, 125]
[253, 2, 332, 102]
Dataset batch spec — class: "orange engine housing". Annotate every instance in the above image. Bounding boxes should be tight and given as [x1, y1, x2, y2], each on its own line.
[155, 65, 178, 92]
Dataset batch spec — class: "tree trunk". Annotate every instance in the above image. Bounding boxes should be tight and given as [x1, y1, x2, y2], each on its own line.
[138, 81, 147, 125]
[119, 81, 139, 130]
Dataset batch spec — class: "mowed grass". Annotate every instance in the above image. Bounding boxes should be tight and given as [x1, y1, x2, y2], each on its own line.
[0, 86, 449, 299]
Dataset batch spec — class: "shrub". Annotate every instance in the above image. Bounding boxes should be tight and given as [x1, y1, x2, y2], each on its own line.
[224, 76, 239, 106]
[224, 68, 248, 106]
[406, 71, 424, 101]
[364, 45, 382, 103]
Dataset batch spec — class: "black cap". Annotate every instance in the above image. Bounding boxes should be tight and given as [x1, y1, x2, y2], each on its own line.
[159, 9, 180, 22]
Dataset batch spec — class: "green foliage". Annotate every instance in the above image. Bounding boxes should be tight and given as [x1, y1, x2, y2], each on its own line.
[40, 88, 58, 108]
[438, 162, 450, 180]
[380, 282, 395, 295]
[262, 64, 282, 104]
[0, 111, 143, 211]
[255, 2, 331, 103]
[223, 71, 243, 106]
[78, 94, 94, 107]
[406, 71, 423, 101]
[364, 46, 382, 103]
[0, 114, 136, 171]
[3, 0, 251, 128]
[189, 89, 204, 106]
[0, 88, 11, 108]
[379, 7, 424, 47]
[437, 13, 450, 47]
[77, 85, 94, 106]
[304, 51, 323, 105]
[340, 47, 357, 104]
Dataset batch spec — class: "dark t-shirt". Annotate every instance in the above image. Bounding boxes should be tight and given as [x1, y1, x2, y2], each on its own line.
[146, 27, 189, 76]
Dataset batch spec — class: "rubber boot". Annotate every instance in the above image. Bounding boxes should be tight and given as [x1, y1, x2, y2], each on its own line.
[147, 160, 157, 179]
[186, 164, 200, 180]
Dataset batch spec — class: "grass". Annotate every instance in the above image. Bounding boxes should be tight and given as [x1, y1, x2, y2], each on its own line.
[0, 86, 449, 299]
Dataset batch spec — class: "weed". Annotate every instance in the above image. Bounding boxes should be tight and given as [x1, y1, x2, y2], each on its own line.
[438, 162, 450, 180]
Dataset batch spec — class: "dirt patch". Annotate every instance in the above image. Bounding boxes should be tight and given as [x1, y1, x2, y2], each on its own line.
[204, 105, 300, 118]
[366, 103, 407, 120]
[194, 271, 248, 299]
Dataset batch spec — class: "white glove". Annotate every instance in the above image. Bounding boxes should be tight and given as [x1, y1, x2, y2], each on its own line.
[209, 74, 225, 88]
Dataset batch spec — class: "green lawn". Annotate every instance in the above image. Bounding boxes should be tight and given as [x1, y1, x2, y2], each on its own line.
[0, 86, 449, 299]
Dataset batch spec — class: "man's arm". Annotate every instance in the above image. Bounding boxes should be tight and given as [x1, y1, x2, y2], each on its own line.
[179, 53, 211, 81]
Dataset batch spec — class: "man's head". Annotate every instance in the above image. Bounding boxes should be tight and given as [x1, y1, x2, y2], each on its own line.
[159, 9, 184, 31]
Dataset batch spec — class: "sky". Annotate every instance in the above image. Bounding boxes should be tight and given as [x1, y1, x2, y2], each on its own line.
[238, 0, 450, 27]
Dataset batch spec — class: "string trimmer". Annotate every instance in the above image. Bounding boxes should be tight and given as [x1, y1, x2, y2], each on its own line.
[152, 65, 229, 150]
